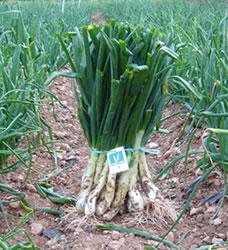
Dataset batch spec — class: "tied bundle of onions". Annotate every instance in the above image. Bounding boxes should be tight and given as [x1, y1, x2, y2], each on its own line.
[51, 21, 178, 221]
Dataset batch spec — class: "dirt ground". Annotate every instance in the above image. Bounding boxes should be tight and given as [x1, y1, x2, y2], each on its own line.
[0, 76, 227, 250]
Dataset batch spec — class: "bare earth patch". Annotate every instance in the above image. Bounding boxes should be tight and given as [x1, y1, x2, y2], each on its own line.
[1, 77, 227, 250]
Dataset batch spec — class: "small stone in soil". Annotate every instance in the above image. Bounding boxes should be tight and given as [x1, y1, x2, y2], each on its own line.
[111, 231, 121, 240]
[192, 228, 197, 233]
[206, 206, 216, 213]
[26, 183, 37, 192]
[190, 207, 200, 216]
[202, 236, 210, 243]
[17, 174, 24, 181]
[55, 131, 66, 139]
[217, 233, 225, 240]
[170, 177, 179, 183]
[203, 213, 211, 222]
[31, 222, 44, 235]
[74, 228, 84, 237]
[9, 201, 20, 209]
[196, 214, 204, 223]
[108, 238, 125, 250]
[60, 143, 71, 152]
[46, 239, 59, 249]
[212, 218, 222, 226]
[57, 153, 66, 161]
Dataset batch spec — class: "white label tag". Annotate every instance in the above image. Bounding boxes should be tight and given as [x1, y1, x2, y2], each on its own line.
[107, 147, 129, 174]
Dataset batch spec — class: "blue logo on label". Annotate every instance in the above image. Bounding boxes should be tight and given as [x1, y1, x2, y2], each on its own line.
[109, 151, 124, 165]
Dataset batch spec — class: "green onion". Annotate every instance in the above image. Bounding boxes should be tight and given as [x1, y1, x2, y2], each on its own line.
[51, 21, 178, 221]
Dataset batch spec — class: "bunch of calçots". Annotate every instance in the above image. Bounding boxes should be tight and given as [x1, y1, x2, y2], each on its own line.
[48, 21, 178, 220]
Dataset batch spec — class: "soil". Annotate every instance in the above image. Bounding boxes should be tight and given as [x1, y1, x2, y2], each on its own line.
[0, 76, 227, 250]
